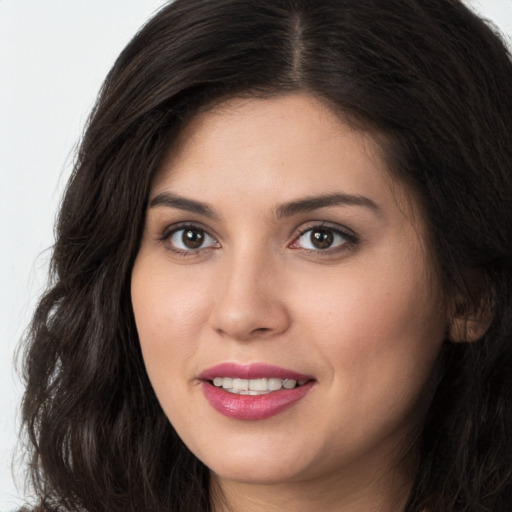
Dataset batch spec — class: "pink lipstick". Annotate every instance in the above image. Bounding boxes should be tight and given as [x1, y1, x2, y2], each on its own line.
[199, 363, 315, 420]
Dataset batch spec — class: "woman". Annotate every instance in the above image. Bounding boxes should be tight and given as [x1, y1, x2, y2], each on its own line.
[21, 0, 512, 511]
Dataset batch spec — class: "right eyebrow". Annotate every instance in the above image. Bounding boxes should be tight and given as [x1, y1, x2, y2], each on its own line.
[148, 192, 219, 220]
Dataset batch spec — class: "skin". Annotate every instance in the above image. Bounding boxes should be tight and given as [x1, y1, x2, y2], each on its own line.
[131, 93, 449, 512]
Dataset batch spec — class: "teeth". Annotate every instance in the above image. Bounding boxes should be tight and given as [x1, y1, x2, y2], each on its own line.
[268, 378, 283, 391]
[221, 377, 233, 389]
[232, 378, 249, 391]
[249, 378, 267, 391]
[211, 377, 306, 394]
[283, 379, 297, 389]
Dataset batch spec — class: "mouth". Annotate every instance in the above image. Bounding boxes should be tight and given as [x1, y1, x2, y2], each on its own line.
[199, 363, 315, 420]
[209, 377, 309, 395]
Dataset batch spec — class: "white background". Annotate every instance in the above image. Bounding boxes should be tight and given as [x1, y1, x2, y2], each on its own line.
[1, 1, 511, 510]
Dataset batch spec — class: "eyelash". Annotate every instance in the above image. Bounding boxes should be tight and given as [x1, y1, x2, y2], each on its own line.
[159, 222, 358, 257]
[290, 223, 358, 255]
[159, 223, 220, 257]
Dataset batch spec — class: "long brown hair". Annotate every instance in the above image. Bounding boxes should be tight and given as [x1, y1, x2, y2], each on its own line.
[22, 1, 512, 510]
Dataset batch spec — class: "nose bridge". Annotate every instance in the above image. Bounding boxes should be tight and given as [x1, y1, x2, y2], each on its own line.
[209, 242, 289, 340]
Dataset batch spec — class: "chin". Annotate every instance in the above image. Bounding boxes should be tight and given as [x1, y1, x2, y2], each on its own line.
[209, 461, 304, 486]
[192, 435, 316, 485]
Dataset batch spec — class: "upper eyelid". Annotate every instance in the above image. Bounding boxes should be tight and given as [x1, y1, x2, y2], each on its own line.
[289, 223, 360, 256]
[293, 221, 357, 240]
[156, 219, 358, 247]
[159, 224, 220, 256]
[159, 221, 218, 240]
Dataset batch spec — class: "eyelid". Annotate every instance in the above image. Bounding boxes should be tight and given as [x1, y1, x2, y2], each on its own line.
[288, 222, 358, 253]
[159, 222, 221, 254]
[156, 219, 358, 256]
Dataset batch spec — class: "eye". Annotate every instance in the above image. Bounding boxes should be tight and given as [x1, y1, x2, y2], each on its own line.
[290, 225, 354, 252]
[165, 226, 219, 252]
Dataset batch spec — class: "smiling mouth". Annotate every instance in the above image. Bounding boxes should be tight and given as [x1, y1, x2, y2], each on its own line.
[209, 377, 309, 395]
[201, 365, 315, 419]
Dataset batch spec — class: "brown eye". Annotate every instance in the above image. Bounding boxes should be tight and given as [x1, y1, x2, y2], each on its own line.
[310, 228, 334, 249]
[168, 226, 218, 251]
[291, 225, 351, 252]
[182, 228, 205, 248]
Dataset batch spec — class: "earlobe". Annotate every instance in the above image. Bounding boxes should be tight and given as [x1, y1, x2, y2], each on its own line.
[448, 313, 492, 343]
[447, 293, 494, 343]
[446, 274, 494, 343]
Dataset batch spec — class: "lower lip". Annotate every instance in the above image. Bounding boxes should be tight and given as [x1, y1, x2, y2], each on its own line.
[201, 381, 315, 420]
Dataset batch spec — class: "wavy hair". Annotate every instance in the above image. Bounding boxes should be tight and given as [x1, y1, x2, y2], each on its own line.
[21, 0, 512, 511]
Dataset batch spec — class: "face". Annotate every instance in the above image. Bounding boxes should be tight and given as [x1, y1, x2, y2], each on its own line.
[131, 94, 448, 491]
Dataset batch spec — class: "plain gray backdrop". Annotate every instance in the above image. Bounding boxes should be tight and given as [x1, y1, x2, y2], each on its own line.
[1, 1, 511, 509]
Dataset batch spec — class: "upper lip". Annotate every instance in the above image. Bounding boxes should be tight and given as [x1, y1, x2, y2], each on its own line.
[199, 362, 312, 381]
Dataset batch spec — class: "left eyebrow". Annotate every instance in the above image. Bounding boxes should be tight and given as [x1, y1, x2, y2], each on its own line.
[275, 193, 381, 218]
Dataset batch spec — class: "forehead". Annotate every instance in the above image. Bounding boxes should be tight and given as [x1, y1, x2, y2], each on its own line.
[156, 95, 382, 182]
[151, 93, 419, 225]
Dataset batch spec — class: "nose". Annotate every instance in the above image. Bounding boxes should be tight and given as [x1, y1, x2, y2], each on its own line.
[208, 252, 291, 341]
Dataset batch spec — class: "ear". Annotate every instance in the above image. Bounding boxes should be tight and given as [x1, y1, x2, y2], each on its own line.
[447, 280, 493, 343]
[448, 312, 492, 343]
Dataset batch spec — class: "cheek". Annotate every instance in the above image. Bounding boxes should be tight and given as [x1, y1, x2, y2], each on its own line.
[286, 270, 446, 462]
[130, 257, 213, 393]
[292, 255, 446, 399]
[133, 255, 210, 332]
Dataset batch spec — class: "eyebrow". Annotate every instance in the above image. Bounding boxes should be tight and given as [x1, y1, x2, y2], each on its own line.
[149, 192, 219, 219]
[148, 191, 380, 219]
[275, 193, 380, 218]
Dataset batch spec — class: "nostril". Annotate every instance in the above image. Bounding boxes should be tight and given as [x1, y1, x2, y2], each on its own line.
[253, 327, 271, 333]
